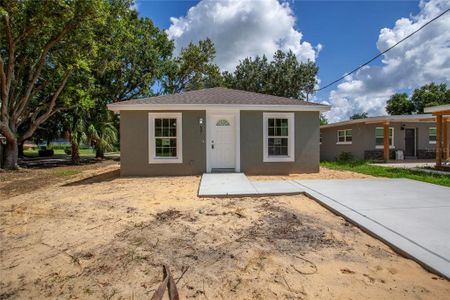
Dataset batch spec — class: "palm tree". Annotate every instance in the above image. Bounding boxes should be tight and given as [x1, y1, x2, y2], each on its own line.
[87, 111, 118, 159]
[66, 113, 88, 164]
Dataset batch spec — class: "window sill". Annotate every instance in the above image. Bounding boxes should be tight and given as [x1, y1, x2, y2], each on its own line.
[336, 142, 352, 145]
[429, 141, 436, 144]
[149, 157, 183, 164]
[375, 146, 395, 149]
[263, 155, 295, 163]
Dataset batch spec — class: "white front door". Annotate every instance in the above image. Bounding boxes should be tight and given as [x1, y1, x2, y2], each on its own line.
[209, 114, 236, 170]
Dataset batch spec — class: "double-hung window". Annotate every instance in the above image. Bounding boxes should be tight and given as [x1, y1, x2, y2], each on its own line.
[148, 113, 182, 163]
[375, 127, 394, 148]
[263, 112, 295, 162]
[429, 127, 436, 144]
[336, 129, 352, 144]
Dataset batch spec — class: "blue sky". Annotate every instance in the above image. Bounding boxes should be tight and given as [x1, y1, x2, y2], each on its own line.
[135, 0, 449, 121]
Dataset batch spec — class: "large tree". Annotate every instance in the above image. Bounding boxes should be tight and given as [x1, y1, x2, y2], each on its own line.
[224, 50, 318, 100]
[350, 112, 368, 120]
[1, 0, 174, 169]
[386, 93, 415, 115]
[385, 83, 449, 115]
[93, 1, 173, 102]
[162, 38, 223, 94]
[411, 83, 450, 113]
[0, 0, 106, 169]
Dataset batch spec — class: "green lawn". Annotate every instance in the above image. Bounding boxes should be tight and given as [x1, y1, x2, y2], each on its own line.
[52, 169, 82, 177]
[23, 148, 95, 157]
[321, 161, 450, 187]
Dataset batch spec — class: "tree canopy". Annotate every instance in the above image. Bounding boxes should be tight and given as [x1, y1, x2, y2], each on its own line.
[385, 83, 449, 115]
[349, 112, 368, 120]
[386, 93, 415, 115]
[411, 83, 450, 113]
[162, 38, 223, 94]
[0, 0, 107, 168]
[0, 0, 178, 168]
[223, 50, 318, 100]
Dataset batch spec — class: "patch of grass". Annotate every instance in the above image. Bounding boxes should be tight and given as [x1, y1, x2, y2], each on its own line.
[53, 169, 81, 177]
[321, 160, 450, 187]
[23, 148, 95, 157]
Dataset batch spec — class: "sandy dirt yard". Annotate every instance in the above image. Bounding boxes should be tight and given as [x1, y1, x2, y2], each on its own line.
[1, 162, 449, 299]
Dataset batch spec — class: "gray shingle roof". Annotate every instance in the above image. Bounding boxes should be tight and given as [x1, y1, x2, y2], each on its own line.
[109, 87, 326, 107]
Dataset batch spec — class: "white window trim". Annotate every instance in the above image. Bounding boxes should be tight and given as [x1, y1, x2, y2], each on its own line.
[148, 112, 183, 164]
[429, 127, 436, 144]
[375, 127, 395, 149]
[336, 129, 352, 145]
[263, 112, 295, 162]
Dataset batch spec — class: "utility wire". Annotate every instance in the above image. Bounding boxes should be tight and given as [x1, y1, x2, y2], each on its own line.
[315, 7, 450, 92]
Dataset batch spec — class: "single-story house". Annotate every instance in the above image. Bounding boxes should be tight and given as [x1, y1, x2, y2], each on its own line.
[320, 114, 450, 161]
[108, 87, 329, 176]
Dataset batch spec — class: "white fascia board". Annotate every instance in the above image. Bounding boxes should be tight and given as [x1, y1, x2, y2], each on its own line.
[424, 104, 450, 113]
[107, 103, 331, 113]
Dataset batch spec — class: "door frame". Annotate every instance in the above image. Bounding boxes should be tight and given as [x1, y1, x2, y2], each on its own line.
[206, 110, 240, 173]
[404, 127, 417, 157]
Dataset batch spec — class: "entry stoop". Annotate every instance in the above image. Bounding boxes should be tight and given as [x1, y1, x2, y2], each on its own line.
[198, 173, 304, 197]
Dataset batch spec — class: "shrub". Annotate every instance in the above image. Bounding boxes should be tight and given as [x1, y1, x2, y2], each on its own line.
[64, 146, 72, 155]
[48, 144, 70, 150]
[38, 149, 54, 157]
[337, 151, 354, 162]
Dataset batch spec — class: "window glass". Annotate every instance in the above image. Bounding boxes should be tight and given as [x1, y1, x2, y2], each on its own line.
[155, 118, 177, 157]
[429, 127, 436, 142]
[337, 129, 352, 143]
[216, 119, 230, 126]
[375, 127, 393, 146]
[268, 118, 288, 156]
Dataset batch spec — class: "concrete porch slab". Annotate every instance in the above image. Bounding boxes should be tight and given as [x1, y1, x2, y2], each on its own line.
[294, 179, 450, 279]
[198, 173, 256, 196]
[198, 173, 304, 197]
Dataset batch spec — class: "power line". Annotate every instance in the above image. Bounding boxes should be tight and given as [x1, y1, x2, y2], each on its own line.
[315, 7, 450, 92]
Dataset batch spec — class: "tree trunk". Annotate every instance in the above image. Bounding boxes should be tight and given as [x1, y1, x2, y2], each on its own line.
[71, 142, 80, 164]
[2, 139, 19, 170]
[18, 142, 24, 158]
[95, 148, 104, 159]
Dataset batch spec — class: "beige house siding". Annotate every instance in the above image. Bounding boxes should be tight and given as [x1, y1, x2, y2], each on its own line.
[320, 121, 448, 161]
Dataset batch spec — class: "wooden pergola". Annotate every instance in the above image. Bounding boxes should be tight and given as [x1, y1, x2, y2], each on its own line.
[424, 104, 450, 167]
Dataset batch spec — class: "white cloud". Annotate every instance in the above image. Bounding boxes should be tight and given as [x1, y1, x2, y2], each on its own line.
[167, 0, 319, 71]
[325, 0, 450, 123]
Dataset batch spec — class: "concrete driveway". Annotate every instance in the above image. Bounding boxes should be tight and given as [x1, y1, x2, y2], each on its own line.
[295, 179, 450, 279]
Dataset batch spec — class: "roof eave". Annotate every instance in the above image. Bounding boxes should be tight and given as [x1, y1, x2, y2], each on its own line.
[320, 114, 435, 129]
[424, 104, 450, 114]
[107, 103, 331, 112]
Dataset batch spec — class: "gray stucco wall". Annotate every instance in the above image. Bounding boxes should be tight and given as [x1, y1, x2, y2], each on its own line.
[320, 121, 449, 161]
[240, 111, 320, 174]
[120, 110, 320, 176]
[120, 110, 206, 176]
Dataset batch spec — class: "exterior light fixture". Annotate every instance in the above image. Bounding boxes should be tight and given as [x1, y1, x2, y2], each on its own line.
[199, 117, 204, 133]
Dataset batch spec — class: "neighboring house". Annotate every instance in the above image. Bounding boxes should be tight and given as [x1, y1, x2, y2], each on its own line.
[320, 115, 450, 161]
[108, 87, 329, 176]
